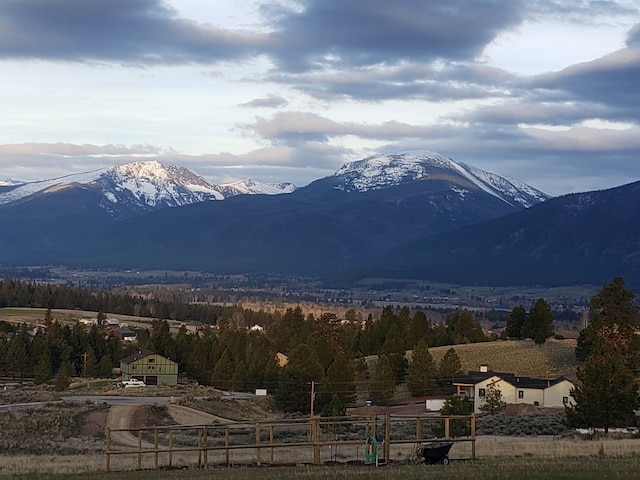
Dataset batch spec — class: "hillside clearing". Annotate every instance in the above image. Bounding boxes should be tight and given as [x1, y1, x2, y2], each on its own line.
[428, 338, 578, 377]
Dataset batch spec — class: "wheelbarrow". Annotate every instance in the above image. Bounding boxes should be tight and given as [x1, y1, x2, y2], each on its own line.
[421, 441, 453, 465]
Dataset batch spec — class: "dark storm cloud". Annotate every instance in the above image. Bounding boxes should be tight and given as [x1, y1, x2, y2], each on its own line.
[531, 47, 640, 122]
[265, 0, 525, 71]
[0, 0, 266, 63]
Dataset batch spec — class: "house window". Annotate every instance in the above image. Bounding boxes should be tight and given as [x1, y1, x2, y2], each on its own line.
[478, 388, 486, 397]
[149, 358, 156, 364]
[534, 401, 539, 406]
[149, 365, 155, 370]
[518, 390, 524, 399]
[563, 397, 569, 405]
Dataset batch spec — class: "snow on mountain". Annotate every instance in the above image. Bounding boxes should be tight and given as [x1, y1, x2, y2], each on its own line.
[333, 150, 550, 207]
[0, 170, 105, 204]
[99, 160, 225, 206]
[219, 178, 296, 197]
[0, 161, 297, 212]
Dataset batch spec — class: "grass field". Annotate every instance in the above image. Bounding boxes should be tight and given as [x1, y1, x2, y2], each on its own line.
[429, 338, 579, 377]
[2, 455, 640, 480]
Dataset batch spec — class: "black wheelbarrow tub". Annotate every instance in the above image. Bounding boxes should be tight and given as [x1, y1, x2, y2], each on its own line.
[421, 442, 454, 465]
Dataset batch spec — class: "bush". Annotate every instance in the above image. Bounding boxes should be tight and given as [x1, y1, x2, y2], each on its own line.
[477, 413, 568, 436]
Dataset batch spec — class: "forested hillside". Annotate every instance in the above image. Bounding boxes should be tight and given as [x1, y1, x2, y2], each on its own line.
[0, 279, 572, 414]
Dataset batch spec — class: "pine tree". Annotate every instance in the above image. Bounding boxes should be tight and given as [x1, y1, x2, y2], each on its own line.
[34, 351, 53, 384]
[504, 305, 526, 339]
[407, 340, 436, 397]
[97, 355, 113, 378]
[565, 355, 639, 433]
[54, 360, 74, 391]
[437, 347, 462, 394]
[380, 323, 408, 383]
[575, 277, 640, 367]
[325, 352, 356, 406]
[368, 355, 396, 405]
[522, 298, 554, 344]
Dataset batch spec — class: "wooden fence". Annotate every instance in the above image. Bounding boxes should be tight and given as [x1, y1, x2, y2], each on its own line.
[105, 414, 476, 472]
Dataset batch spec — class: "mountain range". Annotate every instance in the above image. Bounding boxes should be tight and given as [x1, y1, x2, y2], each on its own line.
[0, 151, 637, 288]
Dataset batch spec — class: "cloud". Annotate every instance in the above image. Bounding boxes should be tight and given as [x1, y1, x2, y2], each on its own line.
[240, 111, 455, 146]
[0, 0, 266, 64]
[240, 95, 288, 108]
[529, 47, 640, 122]
[0, 142, 161, 156]
[266, 0, 525, 71]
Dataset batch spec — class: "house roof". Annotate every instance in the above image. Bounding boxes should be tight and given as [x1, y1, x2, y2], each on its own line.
[120, 349, 156, 364]
[452, 370, 570, 390]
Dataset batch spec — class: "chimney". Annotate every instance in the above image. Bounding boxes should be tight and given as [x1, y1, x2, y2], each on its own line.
[480, 364, 488, 373]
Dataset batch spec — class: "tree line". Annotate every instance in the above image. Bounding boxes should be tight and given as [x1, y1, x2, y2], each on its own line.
[5, 277, 621, 418]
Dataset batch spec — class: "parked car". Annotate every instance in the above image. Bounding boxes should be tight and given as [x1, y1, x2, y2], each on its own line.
[122, 379, 146, 388]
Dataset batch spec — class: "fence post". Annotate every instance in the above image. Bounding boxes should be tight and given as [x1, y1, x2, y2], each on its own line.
[256, 423, 262, 466]
[471, 414, 476, 459]
[154, 428, 159, 469]
[203, 425, 208, 467]
[269, 425, 274, 465]
[225, 426, 230, 466]
[416, 417, 422, 442]
[168, 431, 173, 468]
[105, 428, 111, 472]
[137, 430, 143, 469]
[384, 413, 391, 465]
[444, 417, 450, 439]
[313, 418, 320, 464]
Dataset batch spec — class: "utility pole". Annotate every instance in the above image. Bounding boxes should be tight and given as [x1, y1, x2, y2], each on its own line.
[82, 352, 88, 377]
[309, 381, 315, 442]
[310, 380, 315, 419]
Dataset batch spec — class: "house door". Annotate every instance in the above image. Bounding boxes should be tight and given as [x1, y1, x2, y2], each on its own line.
[145, 375, 158, 385]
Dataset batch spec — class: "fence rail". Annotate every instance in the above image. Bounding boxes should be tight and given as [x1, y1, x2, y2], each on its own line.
[105, 414, 476, 472]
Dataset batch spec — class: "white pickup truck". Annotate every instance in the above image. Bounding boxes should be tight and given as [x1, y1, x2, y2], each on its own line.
[121, 379, 146, 388]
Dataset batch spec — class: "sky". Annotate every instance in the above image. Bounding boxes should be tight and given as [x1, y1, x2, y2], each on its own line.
[0, 0, 639, 196]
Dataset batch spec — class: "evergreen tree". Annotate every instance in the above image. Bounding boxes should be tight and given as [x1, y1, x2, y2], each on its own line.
[34, 350, 53, 384]
[274, 344, 325, 413]
[368, 355, 395, 405]
[522, 298, 554, 344]
[575, 277, 640, 367]
[83, 348, 98, 378]
[407, 310, 433, 349]
[231, 360, 249, 392]
[565, 355, 639, 433]
[504, 305, 526, 339]
[97, 355, 113, 378]
[211, 349, 235, 390]
[437, 347, 462, 394]
[54, 360, 74, 391]
[447, 309, 486, 344]
[380, 323, 408, 383]
[407, 340, 436, 397]
[325, 352, 356, 406]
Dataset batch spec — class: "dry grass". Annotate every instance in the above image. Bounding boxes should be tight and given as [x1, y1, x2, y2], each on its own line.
[429, 338, 578, 377]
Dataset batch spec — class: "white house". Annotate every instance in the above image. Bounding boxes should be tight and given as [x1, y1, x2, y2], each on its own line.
[452, 366, 575, 414]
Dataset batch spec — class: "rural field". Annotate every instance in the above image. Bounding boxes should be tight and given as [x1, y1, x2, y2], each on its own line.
[0, 318, 626, 480]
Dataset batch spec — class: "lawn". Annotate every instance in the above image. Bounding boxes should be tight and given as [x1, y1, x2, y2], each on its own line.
[2, 456, 639, 480]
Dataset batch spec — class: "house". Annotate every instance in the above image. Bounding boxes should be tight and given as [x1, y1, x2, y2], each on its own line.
[119, 349, 178, 386]
[106, 318, 120, 329]
[452, 365, 575, 414]
[113, 328, 138, 343]
[275, 352, 289, 367]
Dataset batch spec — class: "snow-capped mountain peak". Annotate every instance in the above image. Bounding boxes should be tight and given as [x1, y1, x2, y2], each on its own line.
[0, 160, 297, 217]
[333, 150, 550, 207]
[219, 178, 296, 197]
